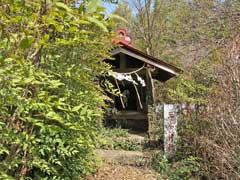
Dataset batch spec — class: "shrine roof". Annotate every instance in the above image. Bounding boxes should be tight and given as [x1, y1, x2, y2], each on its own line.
[111, 42, 182, 77]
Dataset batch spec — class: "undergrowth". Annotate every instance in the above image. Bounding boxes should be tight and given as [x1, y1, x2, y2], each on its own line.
[151, 153, 200, 180]
[98, 128, 144, 151]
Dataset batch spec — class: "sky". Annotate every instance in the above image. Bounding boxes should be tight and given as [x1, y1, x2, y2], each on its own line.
[101, 1, 118, 13]
[101, 0, 143, 15]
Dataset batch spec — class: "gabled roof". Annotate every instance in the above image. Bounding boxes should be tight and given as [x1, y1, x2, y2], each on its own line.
[111, 42, 182, 77]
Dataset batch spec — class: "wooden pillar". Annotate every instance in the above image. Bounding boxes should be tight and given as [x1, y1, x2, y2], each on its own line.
[145, 66, 155, 105]
[119, 53, 126, 69]
[146, 66, 157, 143]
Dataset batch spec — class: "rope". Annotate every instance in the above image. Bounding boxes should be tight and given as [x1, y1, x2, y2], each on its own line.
[115, 65, 145, 75]
[108, 64, 146, 110]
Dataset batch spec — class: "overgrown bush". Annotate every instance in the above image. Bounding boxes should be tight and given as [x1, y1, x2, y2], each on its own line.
[0, 1, 115, 179]
[152, 153, 200, 180]
[166, 2, 240, 178]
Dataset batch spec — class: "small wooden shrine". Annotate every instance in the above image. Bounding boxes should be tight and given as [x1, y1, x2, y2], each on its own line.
[105, 29, 181, 131]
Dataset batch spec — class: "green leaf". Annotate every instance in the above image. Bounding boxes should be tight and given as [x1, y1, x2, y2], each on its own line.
[0, 172, 15, 180]
[19, 36, 34, 49]
[46, 111, 63, 123]
[87, 16, 108, 32]
[49, 80, 64, 88]
[108, 14, 128, 24]
[0, 147, 9, 155]
[85, 0, 101, 14]
[4, 58, 15, 63]
[55, 24, 64, 32]
[55, 2, 72, 12]
[72, 105, 83, 112]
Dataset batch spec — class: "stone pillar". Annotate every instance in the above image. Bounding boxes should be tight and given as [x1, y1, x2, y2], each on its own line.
[164, 104, 178, 158]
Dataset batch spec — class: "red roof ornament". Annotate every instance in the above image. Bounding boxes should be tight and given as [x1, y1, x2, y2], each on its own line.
[112, 28, 132, 46]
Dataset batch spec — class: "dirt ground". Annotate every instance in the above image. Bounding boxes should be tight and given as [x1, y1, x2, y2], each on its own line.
[86, 164, 158, 180]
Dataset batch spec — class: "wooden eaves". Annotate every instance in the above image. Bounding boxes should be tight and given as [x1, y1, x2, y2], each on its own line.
[110, 42, 182, 78]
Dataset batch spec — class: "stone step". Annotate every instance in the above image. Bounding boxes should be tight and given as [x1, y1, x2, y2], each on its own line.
[126, 131, 145, 141]
[96, 149, 151, 166]
[113, 132, 146, 146]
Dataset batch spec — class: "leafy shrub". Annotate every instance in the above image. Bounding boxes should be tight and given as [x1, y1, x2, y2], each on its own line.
[0, 1, 115, 179]
[152, 153, 200, 180]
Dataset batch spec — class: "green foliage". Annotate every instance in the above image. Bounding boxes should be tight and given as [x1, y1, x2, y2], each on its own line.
[155, 56, 217, 105]
[99, 127, 129, 138]
[152, 153, 200, 180]
[109, 139, 143, 151]
[0, 0, 115, 179]
[85, 0, 101, 14]
[98, 128, 143, 151]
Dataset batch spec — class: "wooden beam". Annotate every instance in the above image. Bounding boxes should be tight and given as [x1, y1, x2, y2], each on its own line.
[111, 47, 179, 76]
[114, 79, 125, 109]
[113, 68, 145, 75]
[145, 67, 156, 106]
[147, 68, 156, 104]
